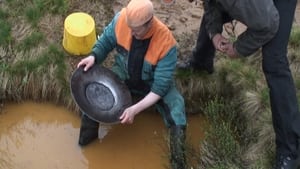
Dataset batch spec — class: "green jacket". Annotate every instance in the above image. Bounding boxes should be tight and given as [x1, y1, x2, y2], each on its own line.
[91, 9, 178, 97]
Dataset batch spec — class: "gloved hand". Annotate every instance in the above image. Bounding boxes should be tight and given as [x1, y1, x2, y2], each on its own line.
[212, 33, 229, 52]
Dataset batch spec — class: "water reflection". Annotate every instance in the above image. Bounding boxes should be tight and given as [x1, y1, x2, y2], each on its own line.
[0, 101, 205, 169]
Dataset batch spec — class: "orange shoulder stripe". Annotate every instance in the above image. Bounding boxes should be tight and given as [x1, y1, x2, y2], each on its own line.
[115, 8, 132, 51]
[144, 17, 177, 65]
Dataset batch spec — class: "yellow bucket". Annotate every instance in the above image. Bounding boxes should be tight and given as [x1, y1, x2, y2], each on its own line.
[63, 12, 96, 55]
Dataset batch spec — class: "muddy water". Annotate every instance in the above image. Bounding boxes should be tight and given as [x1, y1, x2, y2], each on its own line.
[0, 101, 206, 169]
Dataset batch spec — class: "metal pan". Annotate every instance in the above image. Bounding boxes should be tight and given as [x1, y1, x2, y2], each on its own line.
[70, 65, 132, 124]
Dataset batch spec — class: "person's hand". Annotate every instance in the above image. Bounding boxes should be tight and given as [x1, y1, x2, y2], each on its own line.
[224, 42, 238, 58]
[212, 33, 229, 52]
[77, 55, 95, 71]
[119, 105, 138, 124]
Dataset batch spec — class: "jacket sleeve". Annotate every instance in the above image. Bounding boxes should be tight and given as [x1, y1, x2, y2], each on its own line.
[91, 13, 119, 64]
[221, 0, 279, 56]
[204, 0, 224, 39]
[151, 46, 177, 97]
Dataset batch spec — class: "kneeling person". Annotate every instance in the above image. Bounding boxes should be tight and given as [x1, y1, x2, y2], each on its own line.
[76, 0, 187, 168]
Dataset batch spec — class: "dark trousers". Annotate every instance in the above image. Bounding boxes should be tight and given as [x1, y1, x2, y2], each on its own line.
[194, 0, 300, 157]
[262, 0, 300, 157]
[192, 12, 232, 66]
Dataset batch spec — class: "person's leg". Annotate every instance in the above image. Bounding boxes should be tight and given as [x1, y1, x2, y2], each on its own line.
[176, 14, 215, 74]
[190, 14, 216, 74]
[178, 12, 232, 74]
[169, 125, 186, 169]
[155, 85, 187, 169]
[78, 113, 99, 146]
[262, 0, 300, 168]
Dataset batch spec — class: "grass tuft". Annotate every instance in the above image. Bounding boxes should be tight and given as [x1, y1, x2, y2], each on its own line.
[0, 20, 12, 47]
[198, 98, 243, 168]
[17, 31, 45, 51]
[290, 26, 300, 48]
[25, 6, 43, 27]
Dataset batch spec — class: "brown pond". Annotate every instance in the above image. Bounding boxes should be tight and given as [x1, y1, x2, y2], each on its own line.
[0, 101, 206, 169]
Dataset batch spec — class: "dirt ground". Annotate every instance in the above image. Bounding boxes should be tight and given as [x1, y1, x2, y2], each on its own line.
[113, 0, 204, 35]
[10, 1, 300, 59]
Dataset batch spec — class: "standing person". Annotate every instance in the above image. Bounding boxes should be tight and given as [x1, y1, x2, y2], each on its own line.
[76, 0, 187, 168]
[179, 0, 300, 168]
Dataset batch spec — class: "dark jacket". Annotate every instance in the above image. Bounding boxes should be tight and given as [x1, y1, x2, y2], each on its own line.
[204, 0, 279, 56]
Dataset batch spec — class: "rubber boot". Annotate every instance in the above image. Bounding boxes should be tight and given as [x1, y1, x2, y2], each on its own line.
[78, 114, 99, 146]
[170, 125, 187, 169]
